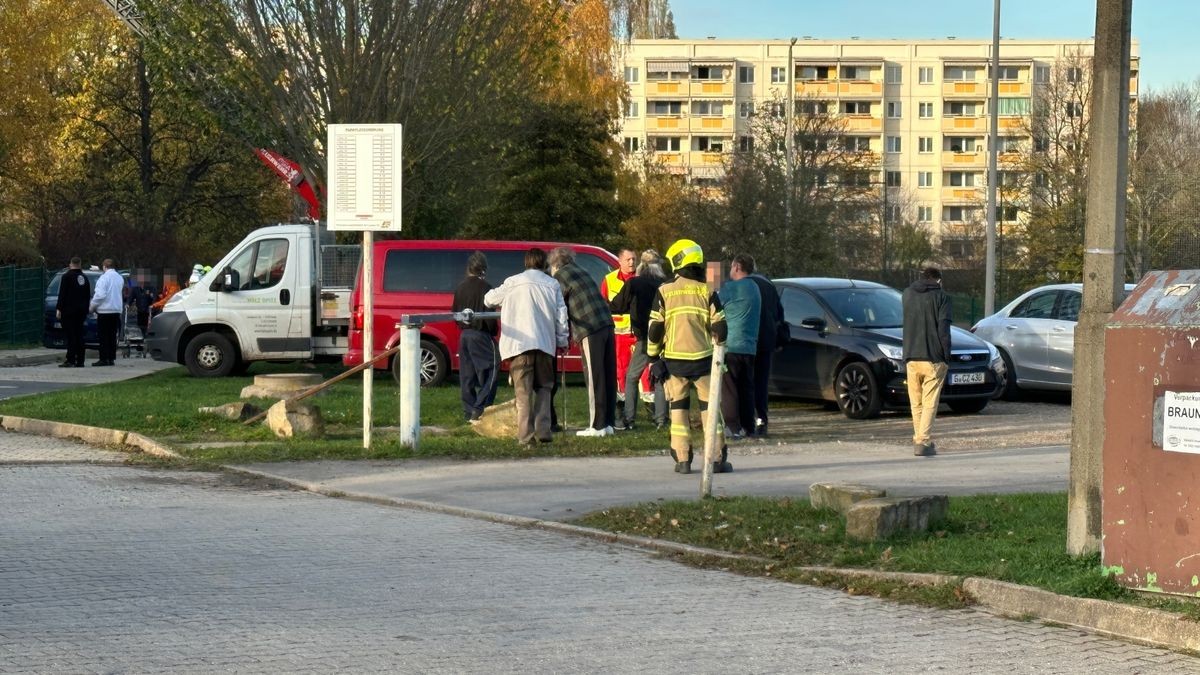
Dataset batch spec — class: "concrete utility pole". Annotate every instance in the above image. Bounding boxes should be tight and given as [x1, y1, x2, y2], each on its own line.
[785, 37, 797, 235]
[1067, 0, 1132, 556]
[984, 0, 1001, 316]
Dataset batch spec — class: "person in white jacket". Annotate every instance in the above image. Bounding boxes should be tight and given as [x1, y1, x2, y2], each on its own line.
[88, 259, 124, 366]
[484, 248, 568, 446]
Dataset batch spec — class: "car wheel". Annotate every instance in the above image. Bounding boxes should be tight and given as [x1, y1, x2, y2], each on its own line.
[948, 398, 990, 414]
[998, 349, 1021, 401]
[391, 339, 449, 387]
[184, 331, 238, 378]
[835, 362, 882, 419]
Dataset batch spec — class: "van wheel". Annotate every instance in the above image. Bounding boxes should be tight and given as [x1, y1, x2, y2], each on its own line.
[184, 331, 237, 378]
[391, 339, 449, 387]
[835, 362, 882, 419]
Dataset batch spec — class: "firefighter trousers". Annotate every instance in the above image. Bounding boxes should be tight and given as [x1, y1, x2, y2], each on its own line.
[662, 373, 725, 463]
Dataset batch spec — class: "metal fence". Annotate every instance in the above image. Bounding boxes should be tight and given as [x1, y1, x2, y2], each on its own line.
[0, 265, 47, 345]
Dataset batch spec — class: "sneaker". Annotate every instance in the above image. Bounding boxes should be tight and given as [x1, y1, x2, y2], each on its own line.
[727, 429, 747, 441]
[640, 392, 655, 404]
[575, 427, 613, 438]
[913, 442, 937, 457]
[753, 423, 768, 438]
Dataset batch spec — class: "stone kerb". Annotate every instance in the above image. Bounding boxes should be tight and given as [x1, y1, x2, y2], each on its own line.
[845, 496, 949, 542]
[809, 482, 887, 514]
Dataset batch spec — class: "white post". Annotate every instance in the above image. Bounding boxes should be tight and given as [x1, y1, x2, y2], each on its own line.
[362, 230, 374, 449]
[399, 323, 421, 448]
[984, 0, 1001, 316]
[700, 343, 726, 498]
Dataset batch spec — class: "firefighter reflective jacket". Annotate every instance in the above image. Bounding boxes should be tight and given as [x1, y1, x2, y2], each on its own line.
[646, 268, 727, 379]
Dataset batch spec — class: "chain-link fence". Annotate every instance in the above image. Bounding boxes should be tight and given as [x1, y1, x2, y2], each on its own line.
[0, 265, 48, 346]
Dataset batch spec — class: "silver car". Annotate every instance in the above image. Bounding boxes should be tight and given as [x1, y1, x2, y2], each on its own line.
[971, 283, 1134, 397]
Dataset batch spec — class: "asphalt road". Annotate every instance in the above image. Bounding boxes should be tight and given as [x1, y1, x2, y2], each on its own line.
[3, 440, 1197, 673]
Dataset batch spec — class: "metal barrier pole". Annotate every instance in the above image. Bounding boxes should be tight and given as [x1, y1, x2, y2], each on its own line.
[700, 343, 726, 499]
[399, 321, 421, 448]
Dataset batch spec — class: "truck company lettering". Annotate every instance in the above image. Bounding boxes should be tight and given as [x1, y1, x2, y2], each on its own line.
[1167, 406, 1200, 419]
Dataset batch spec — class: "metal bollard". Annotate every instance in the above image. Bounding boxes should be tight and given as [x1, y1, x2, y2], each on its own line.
[398, 324, 421, 448]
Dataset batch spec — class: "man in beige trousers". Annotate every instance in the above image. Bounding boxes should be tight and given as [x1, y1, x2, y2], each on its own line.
[902, 267, 952, 457]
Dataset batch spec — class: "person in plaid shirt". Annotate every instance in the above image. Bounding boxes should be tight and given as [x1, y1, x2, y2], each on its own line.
[549, 246, 616, 437]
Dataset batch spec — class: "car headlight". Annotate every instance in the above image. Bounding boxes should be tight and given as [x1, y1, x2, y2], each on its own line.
[877, 343, 903, 361]
[986, 341, 1002, 366]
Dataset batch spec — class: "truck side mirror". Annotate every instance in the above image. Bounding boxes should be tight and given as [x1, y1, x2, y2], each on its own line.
[211, 267, 238, 293]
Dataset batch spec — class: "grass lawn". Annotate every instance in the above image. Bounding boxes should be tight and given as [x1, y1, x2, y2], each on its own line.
[0, 362, 674, 463]
[577, 493, 1200, 617]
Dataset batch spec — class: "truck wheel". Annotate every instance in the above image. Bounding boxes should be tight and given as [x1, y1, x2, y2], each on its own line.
[391, 339, 449, 387]
[184, 331, 238, 378]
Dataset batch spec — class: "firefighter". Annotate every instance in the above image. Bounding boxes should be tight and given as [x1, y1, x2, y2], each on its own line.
[646, 239, 731, 475]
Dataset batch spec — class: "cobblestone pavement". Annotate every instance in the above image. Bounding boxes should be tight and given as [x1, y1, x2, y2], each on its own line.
[3, 460, 1198, 673]
[0, 429, 127, 463]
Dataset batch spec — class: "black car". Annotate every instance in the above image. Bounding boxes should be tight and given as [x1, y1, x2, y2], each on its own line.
[42, 269, 131, 349]
[769, 278, 1005, 419]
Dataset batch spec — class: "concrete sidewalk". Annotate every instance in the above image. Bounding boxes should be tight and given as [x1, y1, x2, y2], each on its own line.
[235, 442, 1068, 520]
[0, 347, 63, 367]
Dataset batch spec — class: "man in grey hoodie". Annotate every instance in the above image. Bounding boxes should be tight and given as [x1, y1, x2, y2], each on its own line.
[902, 267, 952, 457]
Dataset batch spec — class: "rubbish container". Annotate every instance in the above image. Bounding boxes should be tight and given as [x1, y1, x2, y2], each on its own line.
[1104, 269, 1200, 595]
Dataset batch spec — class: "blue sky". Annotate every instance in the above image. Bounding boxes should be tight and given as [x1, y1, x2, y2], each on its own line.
[669, 0, 1195, 92]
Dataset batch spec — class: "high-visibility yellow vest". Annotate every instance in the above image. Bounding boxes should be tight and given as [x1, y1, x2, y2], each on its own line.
[604, 268, 632, 333]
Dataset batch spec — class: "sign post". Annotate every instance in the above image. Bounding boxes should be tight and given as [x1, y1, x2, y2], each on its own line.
[326, 123, 403, 449]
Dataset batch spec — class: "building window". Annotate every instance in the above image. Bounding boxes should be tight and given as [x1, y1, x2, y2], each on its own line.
[650, 101, 682, 116]
[695, 137, 725, 152]
[844, 172, 872, 187]
[769, 102, 786, 119]
[918, 171, 933, 188]
[693, 101, 725, 116]
[946, 137, 977, 152]
[944, 101, 977, 117]
[1066, 101, 1084, 118]
[738, 135, 754, 152]
[739, 101, 754, 118]
[999, 137, 1021, 154]
[990, 65, 1021, 81]
[998, 98, 1031, 116]
[694, 66, 724, 81]
[624, 101, 639, 118]
[887, 101, 902, 118]
[738, 66, 755, 83]
[843, 136, 870, 152]
[1034, 65, 1051, 83]
[843, 101, 872, 115]
[798, 65, 833, 80]
[652, 137, 681, 152]
[624, 67, 639, 83]
[647, 68, 686, 81]
[918, 206, 933, 222]
[944, 206, 975, 222]
[886, 65, 902, 84]
[885, 205, 902, 224]
[1034, 136, 1050, 152]
[919, 102, 934, 119]
[886, 170, 902, 187]
[886, 136, 901, 153]
[842, 65, 870, 80]
[771, 66, 786, 84]
[799, 101, 828, 115]
[996, 205, 1019, 221]
[1034, 172, 1048, 187]
[944, 66, 977, 82]
[918, 137, 934, 153]
[997, 170, 1021, 187]
[1066, 66, 1083, 83]
[623, 137, 640, 153]
[919, 66, 934, 84]
[948, 171, 976, 187]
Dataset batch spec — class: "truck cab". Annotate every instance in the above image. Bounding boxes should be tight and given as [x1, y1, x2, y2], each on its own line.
[145, 223, 353, 376]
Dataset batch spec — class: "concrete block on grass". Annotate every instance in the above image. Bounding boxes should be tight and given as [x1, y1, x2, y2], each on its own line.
[266, 400, 324, 439]
[809, 482, 887, 514]
[845, 495, 948, 542]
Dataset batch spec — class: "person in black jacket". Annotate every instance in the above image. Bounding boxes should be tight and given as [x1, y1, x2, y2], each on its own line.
[748, 269, 786, 437]
[608, 249, 667, 430]
[55, 257, 90, 368]
[452, 252, 499, 422]
[902, 267, 952, 457]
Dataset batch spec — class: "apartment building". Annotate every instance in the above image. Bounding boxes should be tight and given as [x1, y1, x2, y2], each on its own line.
[617, 38, 1139, 250]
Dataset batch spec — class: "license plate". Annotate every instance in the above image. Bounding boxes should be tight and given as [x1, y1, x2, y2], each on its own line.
[950, 372, 986, 385]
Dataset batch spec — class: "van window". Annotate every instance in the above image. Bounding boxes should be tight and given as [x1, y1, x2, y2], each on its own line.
[228, 238, 289, 291]
[383, 249, 612, 292]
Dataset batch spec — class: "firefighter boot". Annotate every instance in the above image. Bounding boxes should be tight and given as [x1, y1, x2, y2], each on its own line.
[674, 449, 693, 474]
[713, 446, 733, 474]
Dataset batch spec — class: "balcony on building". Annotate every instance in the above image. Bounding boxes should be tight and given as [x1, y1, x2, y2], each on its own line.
[645, 61, 690, 97]
[689, 60, 735, 97]
[688, 100, 733, 133]
[690, 136, 732, 167]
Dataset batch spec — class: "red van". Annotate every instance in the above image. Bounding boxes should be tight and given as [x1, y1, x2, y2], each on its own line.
[343, 240, 618, 385]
